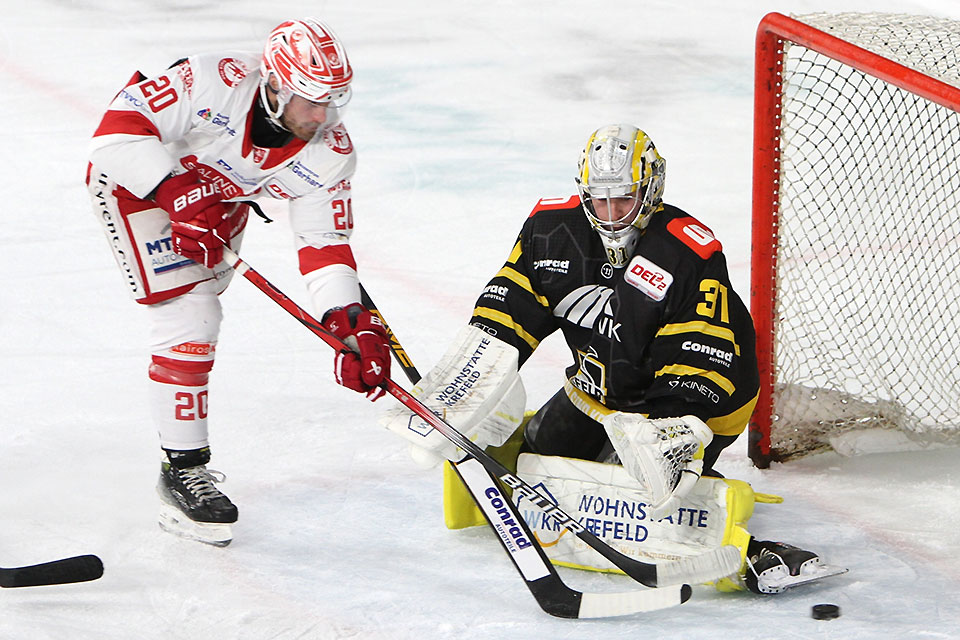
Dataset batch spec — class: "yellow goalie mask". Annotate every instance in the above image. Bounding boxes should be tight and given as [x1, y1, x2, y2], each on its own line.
[576, 125, 666, 267]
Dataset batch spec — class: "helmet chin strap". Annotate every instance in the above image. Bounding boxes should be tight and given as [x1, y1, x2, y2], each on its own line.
[259, 77, 291, 131]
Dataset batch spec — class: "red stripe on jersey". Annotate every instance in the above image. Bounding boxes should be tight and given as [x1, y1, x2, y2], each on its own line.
[529, 195, 580, 217]
[666, 217, 723, 260]
[298, 244, 357, 275]
[93, 109, 161, 139]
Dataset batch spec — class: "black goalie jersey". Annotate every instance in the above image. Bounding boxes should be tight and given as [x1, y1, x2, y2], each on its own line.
[469, 195, 759, 437]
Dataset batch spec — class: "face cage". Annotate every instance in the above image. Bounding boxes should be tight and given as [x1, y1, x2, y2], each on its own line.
[578, 183, 656, 268]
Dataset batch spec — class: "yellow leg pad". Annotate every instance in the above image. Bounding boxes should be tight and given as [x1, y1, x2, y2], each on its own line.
[710, 478, 779, 592]
[442, 418, 528, 530]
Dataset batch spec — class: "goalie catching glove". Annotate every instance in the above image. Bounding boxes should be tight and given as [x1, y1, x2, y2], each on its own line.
[323, 303, 391, 401]
[601, 412, 713, 520]
[380, 325, 526, 467]
[154, 169, 231, 268]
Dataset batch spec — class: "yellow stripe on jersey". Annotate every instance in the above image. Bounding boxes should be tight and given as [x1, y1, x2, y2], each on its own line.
[473, 307, 541, 351]
[656, 321, 741, 356]
[706, 390, 759, 436]
[494, 266, 550, 308]
[654, 364, 737, 396]
[506, 240, 523, 264]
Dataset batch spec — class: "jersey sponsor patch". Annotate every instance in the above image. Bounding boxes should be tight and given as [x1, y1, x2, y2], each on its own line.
[666, 217, 722, 260]
[324, 123, 353, 154]
[553, 285, 615, 330]
[218, 58, 249, 87]
[175, 60, 195, 96]
[180, 155, 244, 199]
[624, 255, 673, 301]
[171, 342, 216, 357]
[532, 258, 570, 274]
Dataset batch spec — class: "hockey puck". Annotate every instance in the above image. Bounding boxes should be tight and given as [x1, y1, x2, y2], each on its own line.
[811, 604, 840, 620]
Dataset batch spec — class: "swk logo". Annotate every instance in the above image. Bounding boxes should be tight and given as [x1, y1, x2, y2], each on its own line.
[553, 285, 621, 342]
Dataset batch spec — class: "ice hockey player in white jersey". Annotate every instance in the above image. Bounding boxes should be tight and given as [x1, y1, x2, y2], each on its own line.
[87, 18, 391, 546]
[383, 125, 846, 594]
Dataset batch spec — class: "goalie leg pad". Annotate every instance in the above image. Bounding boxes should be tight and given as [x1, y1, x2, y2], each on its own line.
[443, 420, 528, 529]
[513, 453, 760, 589]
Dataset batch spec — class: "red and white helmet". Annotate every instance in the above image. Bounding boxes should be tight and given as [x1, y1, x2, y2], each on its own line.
[260, 18, 353, 122]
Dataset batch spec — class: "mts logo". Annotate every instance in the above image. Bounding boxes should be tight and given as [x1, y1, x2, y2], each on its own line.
[146, 237, 174, 254]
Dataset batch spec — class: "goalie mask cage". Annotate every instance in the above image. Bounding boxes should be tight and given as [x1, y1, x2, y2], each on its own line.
[750, 12, 960, 467]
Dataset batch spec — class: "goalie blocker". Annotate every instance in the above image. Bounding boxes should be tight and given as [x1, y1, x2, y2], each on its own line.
[380, 325, 527, 467]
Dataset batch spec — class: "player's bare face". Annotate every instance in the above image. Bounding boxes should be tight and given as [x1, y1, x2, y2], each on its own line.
[593, 196, 640, 231]
[280, 95, 331, 141]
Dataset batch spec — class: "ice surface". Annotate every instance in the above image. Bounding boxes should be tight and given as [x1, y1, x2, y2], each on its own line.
[1, 1, 958, 638]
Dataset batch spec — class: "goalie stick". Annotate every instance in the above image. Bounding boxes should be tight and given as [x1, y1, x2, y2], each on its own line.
[0, 555, 103, 588]
[360, 286, 695, 616]
[223, 248, 689, 618]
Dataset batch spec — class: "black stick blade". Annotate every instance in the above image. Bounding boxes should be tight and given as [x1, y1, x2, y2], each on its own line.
[0, 554, 104, 588]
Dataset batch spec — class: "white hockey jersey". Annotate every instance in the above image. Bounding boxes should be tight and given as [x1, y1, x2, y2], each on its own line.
[89, 51, 362, 312]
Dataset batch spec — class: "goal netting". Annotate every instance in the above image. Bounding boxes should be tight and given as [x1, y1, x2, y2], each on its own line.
[750, 12, 960, 466]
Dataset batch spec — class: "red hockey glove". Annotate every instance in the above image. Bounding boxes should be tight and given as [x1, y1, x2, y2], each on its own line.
[154, 170, 231, 268]
[322, 303, 391, 401]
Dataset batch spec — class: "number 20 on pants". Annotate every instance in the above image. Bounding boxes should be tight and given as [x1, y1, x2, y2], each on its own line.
[175, 391, 209, 420]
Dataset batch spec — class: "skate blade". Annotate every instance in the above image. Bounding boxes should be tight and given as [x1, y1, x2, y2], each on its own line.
[758, 559, 848, 593]
[158, 503, 233, 547]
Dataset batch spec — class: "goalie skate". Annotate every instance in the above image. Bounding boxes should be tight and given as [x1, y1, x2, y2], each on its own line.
[157, 460, 237, 547]
[744, 541, 847, 594]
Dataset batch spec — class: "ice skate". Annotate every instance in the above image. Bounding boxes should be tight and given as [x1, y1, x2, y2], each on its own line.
[744, 540, 847, 594]
[157, 456, 237, 547]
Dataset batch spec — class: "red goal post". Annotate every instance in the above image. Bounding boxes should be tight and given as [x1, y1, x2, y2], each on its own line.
[750, 12, 960, 467]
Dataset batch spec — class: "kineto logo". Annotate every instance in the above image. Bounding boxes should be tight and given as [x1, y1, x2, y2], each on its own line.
[553, 285, 620, 341]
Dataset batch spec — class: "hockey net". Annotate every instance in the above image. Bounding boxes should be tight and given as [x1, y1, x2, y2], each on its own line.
[750, 12, 960, 466]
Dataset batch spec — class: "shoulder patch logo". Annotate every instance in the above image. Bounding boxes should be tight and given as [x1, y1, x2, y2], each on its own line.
[218, 58, 248, 88]
[529, 195, 579, 217]
[666, 217, 722, 260]
[324, 123, 353, 154]
[175, 60, 195, 96]
[624, 255, 673, 301]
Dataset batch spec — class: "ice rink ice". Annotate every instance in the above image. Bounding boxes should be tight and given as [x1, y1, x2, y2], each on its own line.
[1, 1, 959, 638]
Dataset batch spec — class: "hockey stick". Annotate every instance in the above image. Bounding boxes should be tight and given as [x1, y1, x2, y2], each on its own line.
[360, 287, 690, 616]
[358, 284, 741, 588]
[0, 554, 103, 588]
[224, 248, 688, 617]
